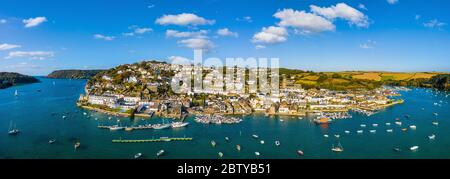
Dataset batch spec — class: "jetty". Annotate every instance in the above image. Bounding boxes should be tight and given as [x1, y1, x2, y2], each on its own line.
[112, 137, 193, 143]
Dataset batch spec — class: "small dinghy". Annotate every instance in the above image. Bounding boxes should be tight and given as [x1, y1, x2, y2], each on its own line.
[344, 130, 350, 134]
[218, 152, 224, 158]
[48, 139, 56, 144]
[255, 152, 260, 157]
[275, 141, 280, 146]
[260, 140, 265, 144]
[428, 134, 436, 140]
[297, 150, 304, 156]
[134, 153, 143, 159]
[157, 150, 165, 157]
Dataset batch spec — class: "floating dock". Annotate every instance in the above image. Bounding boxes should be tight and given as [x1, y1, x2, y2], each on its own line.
[112, 137, 193, 143]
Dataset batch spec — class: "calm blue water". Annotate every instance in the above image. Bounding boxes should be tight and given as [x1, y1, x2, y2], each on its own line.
[0, 77, 449, 159]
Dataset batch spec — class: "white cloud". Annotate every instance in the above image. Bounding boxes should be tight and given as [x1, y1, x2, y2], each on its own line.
[360, 40, 376, 49]
[166, 29, 208, 38]
[236, 16, 253, 23]
[94, 34, 115, 41]
[0, 43, 21, 51]
[216, 28, 238, 37]
[148, 5, 155, 9]
[387, 0, 399, 5]
[5, 51, 54, 60]
[23, 17, 47, 28]
[134, 27, 153, 34]
[0, 19, 6, 24]
[274, 9, 335, 34]
[122, 26, 152, 37]
[310, 3, 369, 28]
[155, 13, 215, 26]
[255, 45, 266, 50]
[423, 19, 446, 29]
[252, 26, 288, 44]
[358, 4, 368, 11]
[177, 38, 214, 50]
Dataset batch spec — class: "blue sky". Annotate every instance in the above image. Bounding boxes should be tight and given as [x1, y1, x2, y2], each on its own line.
[0, 0, 449, 75]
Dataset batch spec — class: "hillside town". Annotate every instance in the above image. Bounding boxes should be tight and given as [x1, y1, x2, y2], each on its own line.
[77, 61, 404, 120]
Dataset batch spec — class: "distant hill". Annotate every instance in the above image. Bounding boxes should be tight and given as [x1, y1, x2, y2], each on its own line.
[280, 71, 446, 90]
[0, 72, 40, 89]
[47, 70, 104, 79]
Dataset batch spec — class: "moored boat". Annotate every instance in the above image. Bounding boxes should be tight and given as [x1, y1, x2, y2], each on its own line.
[255, 152, 260, 157]
[218, 152, 224, 158]
[314, 117, 332, 125]
[211, 140, 216, 147]
[252, 134, 259, 139]
[8, 121, 20, 135]
[260, 140, 265, 144]
[157, 150, 165, 157]
[297, 150, 304, 156]
[428, 134, 436, 140]
[171, 122, 189, 128]
[74, 142, 81, 149]
[386, 129, 393, 133]
[134, 153, 143, 159]
[409, 125, 417, 130]
[48, 139, 56, 144]
[410, 146, 419, 151]
[275, 141, 280, 146]
[331, 142, 344, 153]
[236, 145, 241, 151]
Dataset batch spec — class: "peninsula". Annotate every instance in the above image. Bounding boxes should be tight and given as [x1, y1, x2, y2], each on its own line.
[77, 60, 414, 120]
[47, 70, 104, 79]
[0, 72, 40, 89]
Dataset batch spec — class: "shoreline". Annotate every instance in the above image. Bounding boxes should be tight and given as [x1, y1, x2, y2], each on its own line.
[77, 99, 404, 120]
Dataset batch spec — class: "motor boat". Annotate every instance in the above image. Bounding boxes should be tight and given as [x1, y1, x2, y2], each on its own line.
[134, 153, 143, 159]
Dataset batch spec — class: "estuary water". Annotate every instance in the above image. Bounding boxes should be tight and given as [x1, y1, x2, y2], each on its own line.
[0, 77, 449, 159]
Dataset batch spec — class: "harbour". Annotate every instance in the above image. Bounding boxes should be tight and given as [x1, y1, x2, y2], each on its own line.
[0, 77, 449, 159]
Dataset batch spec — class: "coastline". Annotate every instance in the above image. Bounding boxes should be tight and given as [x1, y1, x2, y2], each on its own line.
[77, 99, 404, 119]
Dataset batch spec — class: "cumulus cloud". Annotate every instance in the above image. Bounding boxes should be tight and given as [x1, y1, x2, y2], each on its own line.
[423, 19, 446, 29]
[5, 51, 54, 60]
[177, 38, 214, 50]
[310, 3, 370, 28]
[0, 43, 21, 51]
[155, 13, 215, 26]
[252, 26, 288, 44]
[94, 34, 115, 41]
[387, 0, 399, 5]
[216, 28, 238, 37]
[274, 9, 335, 34]
[23, 17, 47, 28]
[166, 29, 208, 38]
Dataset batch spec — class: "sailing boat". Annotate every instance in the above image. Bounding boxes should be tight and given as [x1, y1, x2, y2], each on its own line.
[8, 121, 20, 135]
[331, 142, 344, 153]
[14, 90, 18, 96]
